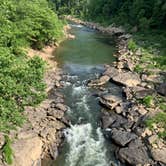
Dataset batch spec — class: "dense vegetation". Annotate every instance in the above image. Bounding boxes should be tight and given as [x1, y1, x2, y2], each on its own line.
[0, 0, 64, 133]
[87, 0, 166, 29]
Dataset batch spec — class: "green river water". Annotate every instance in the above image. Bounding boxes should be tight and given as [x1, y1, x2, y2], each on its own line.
[42, 23, 122, 166]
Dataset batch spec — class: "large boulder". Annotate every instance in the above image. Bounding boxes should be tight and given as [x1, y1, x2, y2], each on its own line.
[103, 66, 119, 77]
[111, 128, 137, 146]
[133, 86, 155, 99]
[118, 139, 152, 165]
[151, 147, 166, 164]
[157, 83, 166, 96]
[112, 72, 141, 87]
[99, 94, 122, 109]
[101, 115, 115, 129]
[12, 136, 43, 166]
[88, 75, 110, 86]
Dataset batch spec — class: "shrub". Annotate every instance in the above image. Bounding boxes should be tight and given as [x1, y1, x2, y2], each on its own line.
[142, 95, 154, 107]
[128, 39, 137, 52]
[0, 0, 64, 132]
[2, 136, 13, 165]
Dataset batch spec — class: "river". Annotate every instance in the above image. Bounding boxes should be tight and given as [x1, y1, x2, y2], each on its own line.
[44, 24, 121, 166]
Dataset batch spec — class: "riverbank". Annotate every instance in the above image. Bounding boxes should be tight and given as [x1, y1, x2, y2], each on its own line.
[0, 24, 75, 166]
[0, 45, 68, 166]
[66, 16, 166, 165]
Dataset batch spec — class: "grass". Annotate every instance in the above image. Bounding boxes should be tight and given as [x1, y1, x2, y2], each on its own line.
[2, 136, 13, 165]
[146, 112, 166, 139]
[142, 95, 154, 107]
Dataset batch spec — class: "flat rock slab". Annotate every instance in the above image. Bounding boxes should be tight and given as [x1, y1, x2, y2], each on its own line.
[12, 136, 43, 166]
[151, 147, 166, 164]
[111, 128, 137, 146]
[118, 139, 152, 165]
[103, 66, 119, 77]
[88, 75, 110, 86]
[100, 94, 122, 109]
[112, 72, 141, 87]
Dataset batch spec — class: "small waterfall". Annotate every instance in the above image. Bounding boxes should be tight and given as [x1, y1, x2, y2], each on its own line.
[64, 123, 110, 166]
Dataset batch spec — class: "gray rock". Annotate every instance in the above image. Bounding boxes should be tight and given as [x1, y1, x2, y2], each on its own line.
[99, 94, 122, 109]
[103, 66, 119, 77]
[55, 103, 67, 112]
[157, 83, 166, 96]
[47, 109, 64, 120]
[88, 75, 110, 86]
[133, 86, 155, 99]
[101, 115, 115, 129]
[111, 115, 128, 128]
[118, 139, 152, 165]
[112, 72, 141, 87]
[111, 128, 137, 146]
[151, 147, 166, 164]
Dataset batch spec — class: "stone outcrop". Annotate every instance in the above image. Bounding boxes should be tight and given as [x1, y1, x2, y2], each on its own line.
[99, 94, 122, 109]
[111, 128, 137, 146]
[118, 139, 152, 165]
[111, 71, 141, 87]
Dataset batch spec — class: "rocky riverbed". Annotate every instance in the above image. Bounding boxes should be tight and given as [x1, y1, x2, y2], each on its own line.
[66, 16, 166, 166]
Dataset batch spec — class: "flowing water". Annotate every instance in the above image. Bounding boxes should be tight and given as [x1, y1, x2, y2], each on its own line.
[43, 24, 121, 166]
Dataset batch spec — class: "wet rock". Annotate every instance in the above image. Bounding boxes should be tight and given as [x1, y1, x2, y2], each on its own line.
[151, 147, 166, 164]
[118, 139, 152, 165]
[99, 94, 122, 109]
[101, 115, 116, 129]
[157, 83, 166, 96]
[88, 75, 110, 86]
[103, 66, 119, 77]
[111, 115, 128, 128]
[54, 103, 68, 112]
[112, 71, 141, 87]
[111, 128, 137, 146]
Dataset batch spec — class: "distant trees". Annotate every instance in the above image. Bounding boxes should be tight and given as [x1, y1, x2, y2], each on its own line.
[48, 0, 89, 17]
[87, 0, 166, 30]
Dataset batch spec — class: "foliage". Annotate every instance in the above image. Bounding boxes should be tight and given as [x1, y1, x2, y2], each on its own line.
[48, 0, 89, 18]
[142, 96, 154, 107]
[2, 136, 13, 165]
[146, 112, 166, 139]
[86, 0, 166, 30]
[0, 0, 64, 132]
[134, 65, 144, 73]
[0, 0, 64, 50]
[128, 39, 137, 52]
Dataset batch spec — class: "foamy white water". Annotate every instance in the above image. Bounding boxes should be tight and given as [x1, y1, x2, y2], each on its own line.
[64, 123, 109, 166]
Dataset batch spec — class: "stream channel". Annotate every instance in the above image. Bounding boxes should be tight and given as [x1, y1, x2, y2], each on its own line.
[44, 23, 122, 166]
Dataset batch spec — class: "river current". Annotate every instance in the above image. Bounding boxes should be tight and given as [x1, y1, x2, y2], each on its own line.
[44, 24, 120, 166]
